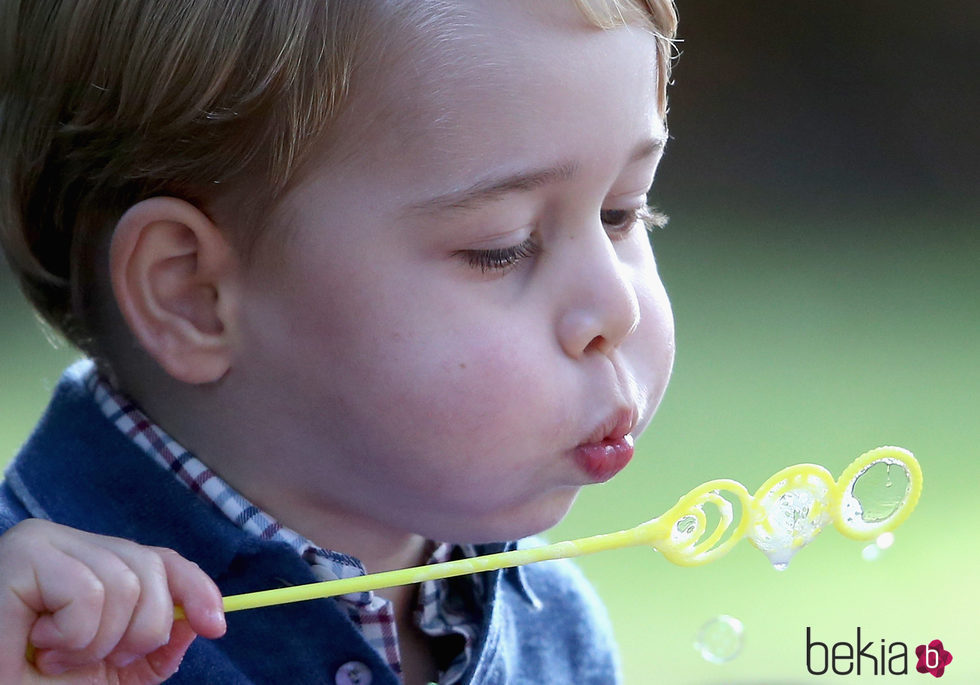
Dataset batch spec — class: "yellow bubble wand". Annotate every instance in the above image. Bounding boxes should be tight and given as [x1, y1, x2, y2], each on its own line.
[170, 445, 921, 619]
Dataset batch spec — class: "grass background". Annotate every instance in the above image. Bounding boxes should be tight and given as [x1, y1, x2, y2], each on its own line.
[3, 206, 977, 682]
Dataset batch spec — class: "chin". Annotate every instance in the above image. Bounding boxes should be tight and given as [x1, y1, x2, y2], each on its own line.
[444, 486, 581, 545]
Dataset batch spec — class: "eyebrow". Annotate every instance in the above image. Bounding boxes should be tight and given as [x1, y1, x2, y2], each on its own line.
[629, 136, 666, 164]
[410, 136, 666, 216]
[409, 161, 579, 215]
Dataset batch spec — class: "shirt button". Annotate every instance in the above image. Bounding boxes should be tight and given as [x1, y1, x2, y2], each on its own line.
[335, 660, 373, 685]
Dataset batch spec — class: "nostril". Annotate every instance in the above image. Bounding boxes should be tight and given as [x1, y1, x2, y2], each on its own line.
[584, 334, 611, 356]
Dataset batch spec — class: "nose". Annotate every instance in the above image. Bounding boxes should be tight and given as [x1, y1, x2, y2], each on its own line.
[556, 232, 641, 358]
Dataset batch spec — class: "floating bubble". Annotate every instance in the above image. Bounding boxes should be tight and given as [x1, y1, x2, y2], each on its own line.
[694, 614, 744, 664]
[861, 543, 883, 562]
[861, 531, 896, 562]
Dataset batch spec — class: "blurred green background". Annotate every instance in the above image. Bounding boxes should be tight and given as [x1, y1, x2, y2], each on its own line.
[550, 207, 979, 682]
[2, 1, 977, 682]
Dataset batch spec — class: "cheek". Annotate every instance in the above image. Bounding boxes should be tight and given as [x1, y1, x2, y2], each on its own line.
[638, 244, 675, 357]
[342, 324, 568, 512]
[365, 328, 559, 449]
[641, 276, 675, 364]
[626, 261, 676, 419]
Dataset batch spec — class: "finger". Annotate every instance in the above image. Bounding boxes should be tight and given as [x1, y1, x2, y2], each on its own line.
[30, 539, 144, 672]
[98, 545, 174, 667]
[0, 553, 57, 680]
[155, 548, 226, 639]
[0, 520, 104, 680]
[126, 620, 198, 683]
[26, 551, 107, 651]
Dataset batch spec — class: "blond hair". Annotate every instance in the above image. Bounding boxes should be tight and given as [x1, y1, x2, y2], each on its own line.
[0, 0, 677, 355]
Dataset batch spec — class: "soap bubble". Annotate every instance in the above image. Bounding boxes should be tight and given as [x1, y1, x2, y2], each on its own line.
[861, 532, 896, 562]
[861, 543, 882, 562]
[876, 532, 895, 549]
[694, 614, 744, 664]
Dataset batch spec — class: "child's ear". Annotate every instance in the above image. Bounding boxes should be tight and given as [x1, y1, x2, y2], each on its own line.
[109, 197, 239, 384]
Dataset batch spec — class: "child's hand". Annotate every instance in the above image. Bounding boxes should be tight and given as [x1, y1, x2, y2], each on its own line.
[0, 519, 226, 683]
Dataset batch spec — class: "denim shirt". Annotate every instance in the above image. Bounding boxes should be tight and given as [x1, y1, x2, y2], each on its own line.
[1, 367, 622, 684]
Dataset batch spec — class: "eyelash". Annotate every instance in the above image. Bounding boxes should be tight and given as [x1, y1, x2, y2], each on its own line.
[458, 238, 541, 274]
[601, 204, 669, 234]
[458, 204, 668, 273]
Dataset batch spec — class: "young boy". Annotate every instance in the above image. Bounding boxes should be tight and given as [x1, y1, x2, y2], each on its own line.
[0, 0, 677, 682]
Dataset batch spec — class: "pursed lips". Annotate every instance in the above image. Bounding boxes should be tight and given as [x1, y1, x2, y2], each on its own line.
[572, 406, 638, 482]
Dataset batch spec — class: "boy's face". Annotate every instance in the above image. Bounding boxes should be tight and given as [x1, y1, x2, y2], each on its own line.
[232, 1, 675, 543]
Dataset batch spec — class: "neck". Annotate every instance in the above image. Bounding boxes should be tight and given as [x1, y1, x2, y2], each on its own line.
[258, 490, 432, 574]
[116, 369, 443, 680]
[119, 369, 432, 573]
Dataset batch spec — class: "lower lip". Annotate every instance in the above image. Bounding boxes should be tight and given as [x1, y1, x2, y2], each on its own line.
[572, 435, 634, 483]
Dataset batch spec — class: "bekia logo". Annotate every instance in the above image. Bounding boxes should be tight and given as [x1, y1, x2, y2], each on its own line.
[915, 640, 953, 678]
[806, 628, 953, 677]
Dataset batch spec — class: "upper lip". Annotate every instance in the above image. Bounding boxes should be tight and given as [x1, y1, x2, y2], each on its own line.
[581, 407, 637, 446]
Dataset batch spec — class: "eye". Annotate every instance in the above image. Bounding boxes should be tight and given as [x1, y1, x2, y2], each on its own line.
[456, 236, 541, 274]
[600, 204, 669, 236]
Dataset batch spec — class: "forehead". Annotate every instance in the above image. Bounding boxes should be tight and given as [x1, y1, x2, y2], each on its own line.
[307, 0, 663, 197]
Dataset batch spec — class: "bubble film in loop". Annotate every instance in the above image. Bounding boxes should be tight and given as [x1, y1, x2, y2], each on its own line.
[833, 446, 922, 540]
[649, 479, 753, 566]
[747, 464, 836, 569]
